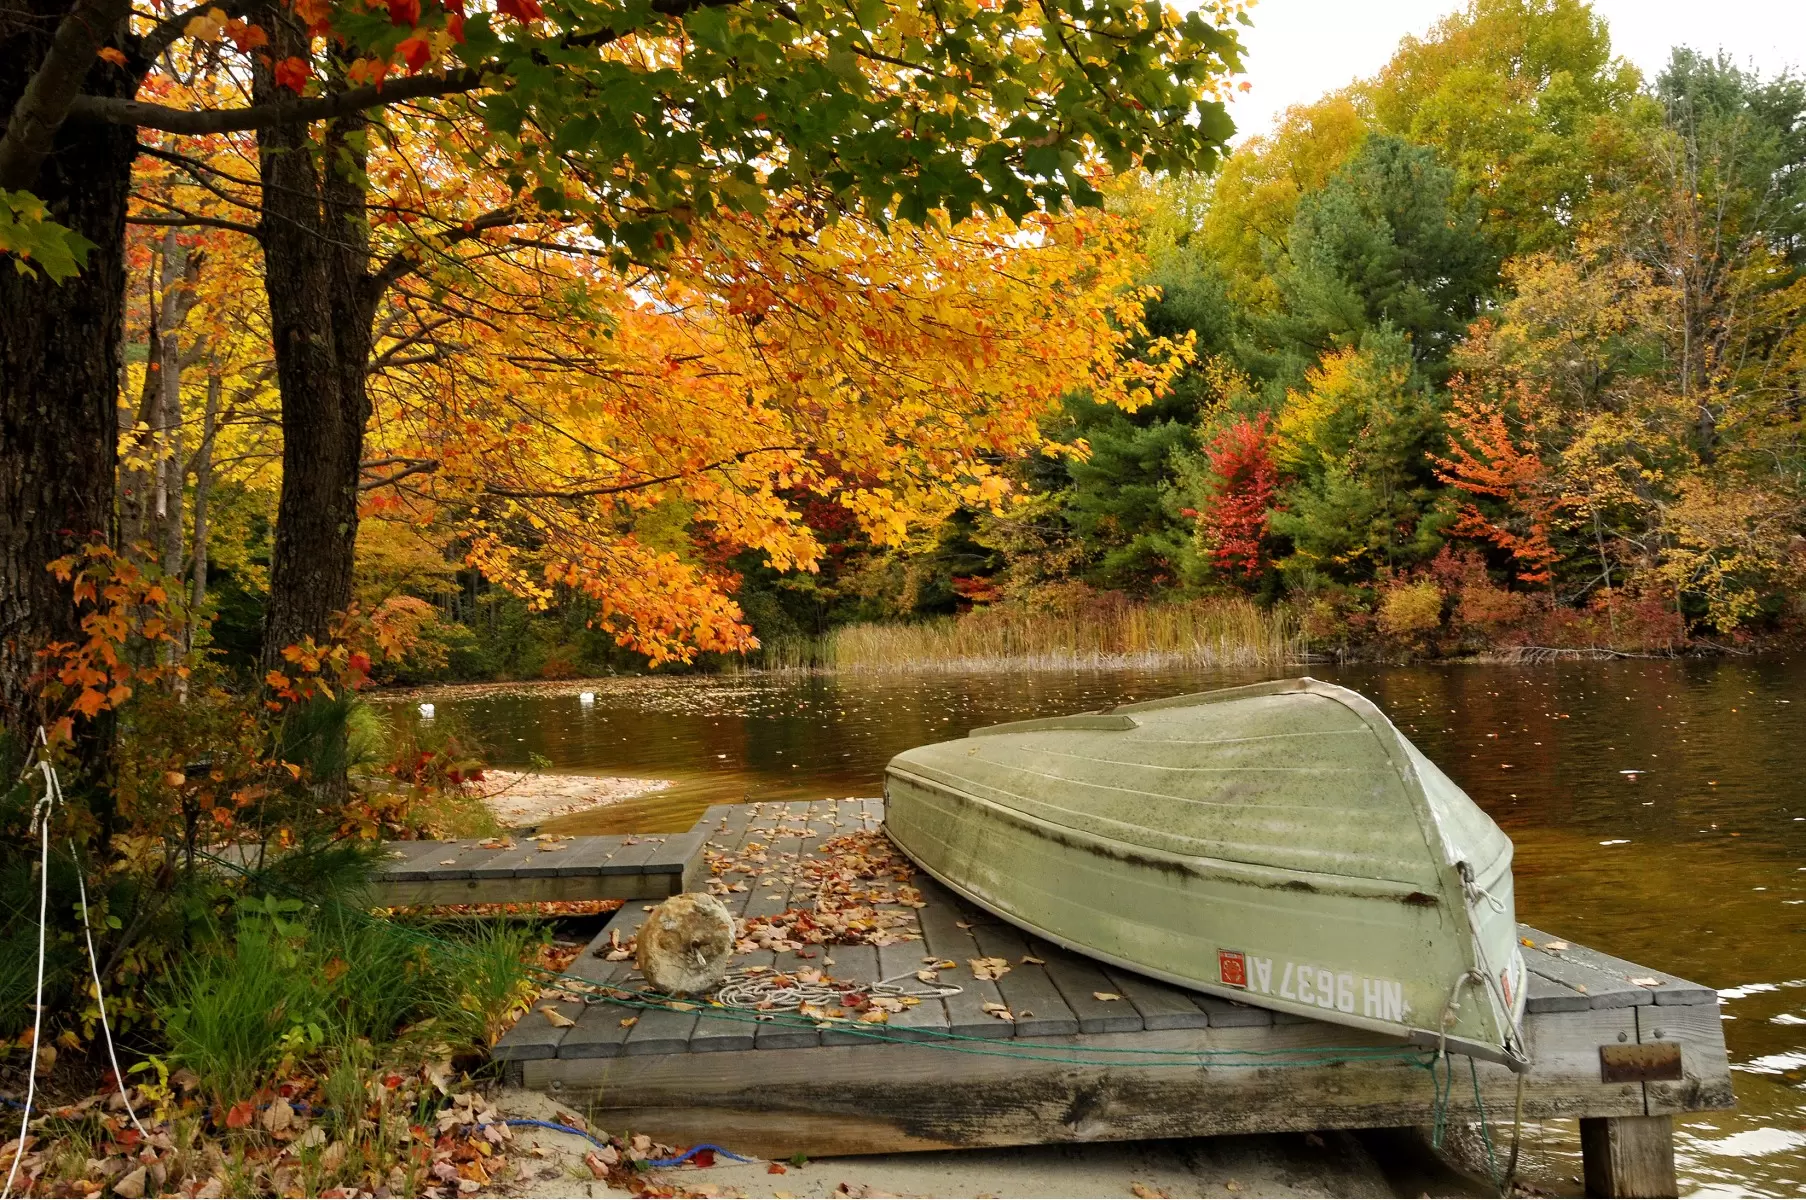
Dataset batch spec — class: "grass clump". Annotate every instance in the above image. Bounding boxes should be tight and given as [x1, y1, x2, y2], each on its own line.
[158, 894, 544, 1112]
[776, 593, 1301, 673]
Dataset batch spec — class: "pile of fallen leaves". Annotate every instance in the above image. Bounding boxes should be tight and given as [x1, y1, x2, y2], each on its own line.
[0, 1063, 527, 1199]
[706, 829, 925, 953]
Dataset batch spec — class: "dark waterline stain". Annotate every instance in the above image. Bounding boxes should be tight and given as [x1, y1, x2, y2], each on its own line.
[384, 658, 1806, 1195]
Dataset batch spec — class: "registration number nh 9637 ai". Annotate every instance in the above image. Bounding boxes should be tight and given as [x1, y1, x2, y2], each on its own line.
[1217, 949, 1409, 1022]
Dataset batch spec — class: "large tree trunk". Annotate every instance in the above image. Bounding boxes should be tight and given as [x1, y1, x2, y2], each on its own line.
[253, 15, 378, 670]
[0, 1, 136, 766]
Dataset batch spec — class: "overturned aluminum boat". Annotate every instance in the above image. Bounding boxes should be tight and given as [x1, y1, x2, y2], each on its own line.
[883, 677, 1529, 1067]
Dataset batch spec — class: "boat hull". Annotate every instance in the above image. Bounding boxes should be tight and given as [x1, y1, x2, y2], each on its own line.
[882, 679, 1529, 1066]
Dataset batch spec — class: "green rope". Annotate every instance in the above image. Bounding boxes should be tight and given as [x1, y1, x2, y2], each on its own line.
[1469, 1054, 1503, 1196]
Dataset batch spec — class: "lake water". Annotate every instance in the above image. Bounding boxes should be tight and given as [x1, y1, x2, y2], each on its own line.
[389, 657, 1806, 1195]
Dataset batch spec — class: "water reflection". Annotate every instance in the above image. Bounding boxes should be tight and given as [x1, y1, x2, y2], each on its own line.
[383, 656, 1806, 1195]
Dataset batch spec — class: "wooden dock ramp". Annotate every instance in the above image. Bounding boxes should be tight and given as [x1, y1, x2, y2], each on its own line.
[369, 827, 708, 907]
[495, 798, 1732, 1198]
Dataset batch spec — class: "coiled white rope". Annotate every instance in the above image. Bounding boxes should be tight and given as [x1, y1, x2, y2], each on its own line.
[711, 968, 963, 1012]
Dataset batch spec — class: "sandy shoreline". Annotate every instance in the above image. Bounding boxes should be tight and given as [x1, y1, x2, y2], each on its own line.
[473, 770, 671, 827]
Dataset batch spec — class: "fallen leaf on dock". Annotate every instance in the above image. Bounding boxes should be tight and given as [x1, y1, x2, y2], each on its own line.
[923, 957, 955, 968]
[539, 1006, 576, 1028]
[915, 969, 940, 983]
[969, 957, 1011, 980]
[619, 1017, 638, 1028]
[1519, 937, 1535, 947]
[1630, 977, 1664, 987]
[1020, 955, 1045, 964]
[1094, 991, 1122, 1001]
[438, 859, 457, 866]
[1131, 1185, 1170, 1199]
[857, 1009, 889, 1024]
[1544, 940, 1570, 950]
[981, 1002, 1014, 1020]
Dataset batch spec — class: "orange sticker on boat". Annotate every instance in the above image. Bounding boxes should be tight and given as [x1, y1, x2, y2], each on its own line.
[1218, 949, 1247, 988]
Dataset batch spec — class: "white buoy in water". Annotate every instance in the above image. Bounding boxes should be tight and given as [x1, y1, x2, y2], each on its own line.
[579, 691, 595, 705]
[418, 702, 435, 719]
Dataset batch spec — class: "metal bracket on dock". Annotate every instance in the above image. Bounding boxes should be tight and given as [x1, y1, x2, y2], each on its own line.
[1598, 1042, 1683, 1083]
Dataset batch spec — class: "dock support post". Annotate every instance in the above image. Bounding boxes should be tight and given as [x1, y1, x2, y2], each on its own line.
[1580, 1115, 1677, 1198]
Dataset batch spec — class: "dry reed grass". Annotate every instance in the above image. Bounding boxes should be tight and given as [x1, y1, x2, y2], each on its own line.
[752, 596, 1301, 673]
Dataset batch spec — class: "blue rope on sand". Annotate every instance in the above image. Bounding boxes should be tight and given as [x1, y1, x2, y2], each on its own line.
[499, 1119, 755, 1168]
[645, 1142, 757, 1168]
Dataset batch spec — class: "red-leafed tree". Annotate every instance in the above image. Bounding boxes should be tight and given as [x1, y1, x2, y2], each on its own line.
[1431, 375, 1563, 584]
[1194, 413, 1280, 581]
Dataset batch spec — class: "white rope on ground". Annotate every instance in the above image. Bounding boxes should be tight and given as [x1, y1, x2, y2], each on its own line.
[4, 743, 57, 1200]
[70, 838, 148, 1139]
[709, 968, 963, 1013]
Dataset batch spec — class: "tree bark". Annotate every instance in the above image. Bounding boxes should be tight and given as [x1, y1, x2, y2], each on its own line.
[189, 371, 220, 637]
[252, 10, 378, 670]
[0, 0, 137, 763]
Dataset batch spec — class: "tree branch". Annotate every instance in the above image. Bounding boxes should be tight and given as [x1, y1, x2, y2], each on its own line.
[68, 0, 745, 135]
[483, 446, 801, 499]
[358, 457, 441, 490]
[128, 213, 262, 235]
[369, 205, 519, 297]
[0, 0, 134, 190]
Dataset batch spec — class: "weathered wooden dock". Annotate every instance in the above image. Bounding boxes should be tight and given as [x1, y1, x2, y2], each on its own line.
[493, 798, 1733, 1197]
[369, 828, 706, 907]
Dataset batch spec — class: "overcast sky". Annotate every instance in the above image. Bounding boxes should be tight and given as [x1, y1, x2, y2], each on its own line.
[1222, 0, 1806, 142]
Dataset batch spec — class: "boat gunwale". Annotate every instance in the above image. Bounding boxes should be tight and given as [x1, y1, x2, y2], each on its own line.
[885, 763, 1445, 899]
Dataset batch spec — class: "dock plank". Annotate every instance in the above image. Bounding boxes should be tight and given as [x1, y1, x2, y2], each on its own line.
[820, 944, 881, 1046]
[1194, 994, 1274, 1028]
[877, 942, 952, 1043]
[969, 914, 1080, 1037]
[373, 839, 463, 880]
[1103, 967, 1211, 1031]
[1524, 949, 1648, 1010]
[467, 841, 555, 879]
[595, 837, 663, 876]
[915, 887, 1011, 1038]
[754, 948, 826, 1049]
[551, 836, 631, 877]
[383, 839, 495, 880]
[1521, 926, 1716, 1007]
[1526, 970, 1591, 1013]
[561, 995, 640, 1060]
[689, 948, 770, 1054]
[622, 1002, 698, 1056]
[1638, 1001, 1735, 1115]
[1036, 942, 1144, 1034]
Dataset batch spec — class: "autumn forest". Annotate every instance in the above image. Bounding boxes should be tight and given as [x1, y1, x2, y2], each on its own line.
[80, 0, 1806, 694]
[0, 0, 1802, 1189]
